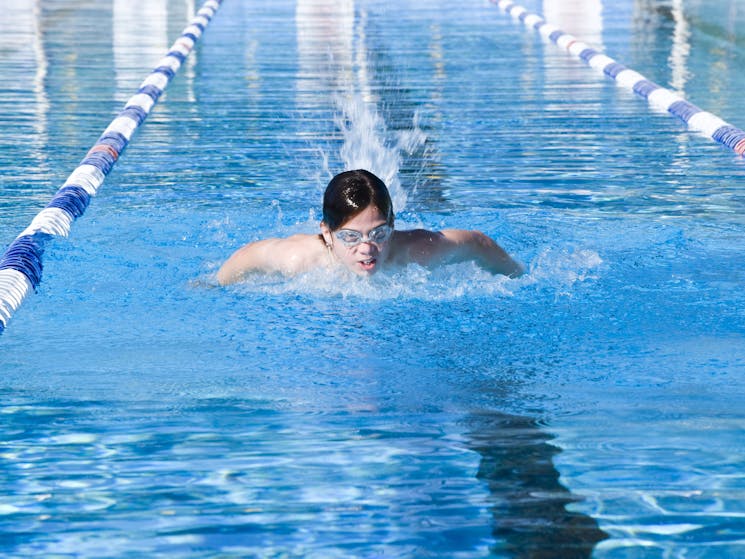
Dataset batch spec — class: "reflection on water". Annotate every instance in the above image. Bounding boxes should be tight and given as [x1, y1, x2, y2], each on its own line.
[2, 1, 745, 558]
[668, 0, 691, 95]
[632, 0, 745, 139]
[466, 411, 608, 558]
[543, 0, 604, 47]
[113, 0, 168, 93]
[295, 0, 355, 106]
[0, 0, 51, 222]
[0, 388, 607, 558]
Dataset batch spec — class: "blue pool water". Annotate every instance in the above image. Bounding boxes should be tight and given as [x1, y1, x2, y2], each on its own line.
[2, 0, 745, 557]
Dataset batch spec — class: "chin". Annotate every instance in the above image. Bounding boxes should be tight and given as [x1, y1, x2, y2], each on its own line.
[351, 267, 378, 277]
[347, 262, 380, 276]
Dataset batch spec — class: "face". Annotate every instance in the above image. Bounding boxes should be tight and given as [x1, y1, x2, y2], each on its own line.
[321, 205, 392, 276]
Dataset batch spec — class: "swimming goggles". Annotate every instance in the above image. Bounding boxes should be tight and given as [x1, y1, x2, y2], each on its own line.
[334, 224, 393, 247]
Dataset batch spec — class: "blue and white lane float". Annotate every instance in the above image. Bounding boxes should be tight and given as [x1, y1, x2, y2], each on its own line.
[490, 0, 745, 158]
[0, 0, 223, 335]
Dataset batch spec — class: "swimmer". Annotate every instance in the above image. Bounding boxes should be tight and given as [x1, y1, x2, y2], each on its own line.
[217, 169, 523, 285]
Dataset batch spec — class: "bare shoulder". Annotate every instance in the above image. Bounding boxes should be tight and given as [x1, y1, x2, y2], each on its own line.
[388, 229, 448, 265]
[439, 229, 503, 250]
[392, 229, 444, 244]
[280, 233, 326, 252]
[217, 233, 325, 285]
[390, 228, 483, 261]
[389, 228, 523, 277]
[255, 234, 327, 271]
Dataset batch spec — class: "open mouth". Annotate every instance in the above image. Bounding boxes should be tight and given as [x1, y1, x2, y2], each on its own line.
[358, 257, 377, 272]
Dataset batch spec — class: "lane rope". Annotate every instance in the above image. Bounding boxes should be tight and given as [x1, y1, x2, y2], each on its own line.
[0, 0, 223, 335]
[490, 0, 745, 157]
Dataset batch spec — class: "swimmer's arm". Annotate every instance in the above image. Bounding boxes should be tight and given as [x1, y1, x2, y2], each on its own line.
[404, 229, 523, 277]
[440, 229, 524, 277]
[217, 234, 323, 285]
[216, 239, 281, 285]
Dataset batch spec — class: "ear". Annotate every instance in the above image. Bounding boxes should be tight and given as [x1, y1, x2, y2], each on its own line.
[320, 221, 333, 247]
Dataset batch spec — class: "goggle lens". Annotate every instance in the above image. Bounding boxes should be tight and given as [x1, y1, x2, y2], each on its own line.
[335, 224, 392, 247]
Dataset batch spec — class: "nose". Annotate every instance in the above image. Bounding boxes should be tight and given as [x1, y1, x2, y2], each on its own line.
[357, 239, 378, 252]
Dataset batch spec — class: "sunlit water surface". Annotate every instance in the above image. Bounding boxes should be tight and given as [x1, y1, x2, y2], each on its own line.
[1, 0, 745, 557]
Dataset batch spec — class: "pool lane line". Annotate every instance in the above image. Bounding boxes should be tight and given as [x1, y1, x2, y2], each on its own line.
[0, 0, 223, 335]
[490, 0, 745, 158]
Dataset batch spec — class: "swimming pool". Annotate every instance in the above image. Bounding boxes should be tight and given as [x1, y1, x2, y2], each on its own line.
[2, 0, 745, 556]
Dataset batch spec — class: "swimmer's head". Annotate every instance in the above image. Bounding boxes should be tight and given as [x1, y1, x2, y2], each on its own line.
[321, 170, 394, 276]
[322, 169, 394, 231]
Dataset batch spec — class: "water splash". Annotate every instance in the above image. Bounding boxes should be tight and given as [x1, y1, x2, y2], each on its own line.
[526, 247, 603, 294]
[225, 245, 602, 302]
[230, 261, 510, 302]
[332, 94, 426, 214]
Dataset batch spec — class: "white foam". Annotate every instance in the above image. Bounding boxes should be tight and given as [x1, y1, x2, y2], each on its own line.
[223, 245, 603, 302]
[526, 247, 603, 290]
[224, 254, 519, 303]
[335, 95, 421, 214]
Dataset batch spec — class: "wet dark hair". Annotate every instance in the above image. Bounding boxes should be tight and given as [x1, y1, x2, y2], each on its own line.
[322, 169, 394, 231]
